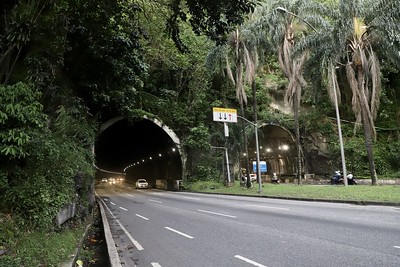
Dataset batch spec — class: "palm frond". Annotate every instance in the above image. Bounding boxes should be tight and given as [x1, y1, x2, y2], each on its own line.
[369, 50, 381, 120]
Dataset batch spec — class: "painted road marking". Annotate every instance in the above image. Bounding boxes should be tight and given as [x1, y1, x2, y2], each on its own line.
[151, 263, 162, 267]
[246, 204, 289, 211]
[99, 198, 144, 251]
[119, 207, 128, 211]
[110, 202, 116, 205]
[135, 214, 149, 220]
[149, 199, 163, 204]
[124, 193, 135, 197]
[181, 196, 201, 200]
[165, 227, 194, 239]
[198, 209, 237, 218]
[234, 255, 267, 267]
[394, 246, 400, 249]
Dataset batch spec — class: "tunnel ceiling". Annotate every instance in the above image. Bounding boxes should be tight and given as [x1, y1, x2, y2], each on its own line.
[95, 119, 174, 172]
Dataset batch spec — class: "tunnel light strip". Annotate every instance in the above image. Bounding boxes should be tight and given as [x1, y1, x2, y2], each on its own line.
[122, 146, 179, 172]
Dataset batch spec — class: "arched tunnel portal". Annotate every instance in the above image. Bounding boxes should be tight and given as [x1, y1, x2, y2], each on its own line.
[95, 117, 185, 190]
[245, 123, 302, 180]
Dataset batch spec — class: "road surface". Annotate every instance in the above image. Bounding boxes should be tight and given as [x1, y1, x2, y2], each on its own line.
[95, 182, 400, 267]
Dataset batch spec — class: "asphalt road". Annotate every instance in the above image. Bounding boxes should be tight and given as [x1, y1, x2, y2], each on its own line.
[95, 182, 400, 267]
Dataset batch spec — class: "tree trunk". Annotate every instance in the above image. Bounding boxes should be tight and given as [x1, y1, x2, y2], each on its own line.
[357, 69, 378, 185]
[294, 90, 302, 184]
[240, 101, 252, 189]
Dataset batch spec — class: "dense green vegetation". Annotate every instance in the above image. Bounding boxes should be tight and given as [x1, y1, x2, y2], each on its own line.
[0, 0, 399, 265]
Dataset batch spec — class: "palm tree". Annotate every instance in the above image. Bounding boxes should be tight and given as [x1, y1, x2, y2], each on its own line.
[206, 27, 258, 189]
[249, 0, 310, 184]
[300, 0, 400, 185]
[226, 28, 258, 188]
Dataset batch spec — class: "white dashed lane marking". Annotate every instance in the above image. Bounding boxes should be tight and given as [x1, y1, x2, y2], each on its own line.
[198, 209, 237, 218]
[149, 199, 163, 204]
[165, 227, 194, 239]
[135, 214, 149, 220]
[234, 255, 267, 267]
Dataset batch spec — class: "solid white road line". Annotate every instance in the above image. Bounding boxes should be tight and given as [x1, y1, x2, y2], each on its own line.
[123, 193, 135, 197]
[100, 198, 144, 251]
[394, 246, 400, 249]
[135, 214, 149, 220]
[119, 207, 128, 211]
[245, 204, 289, 211]
[181, 196, 201, 200]
[234, 255, 267, 267]
[149, 199, 163, 203]
[151, 263, 162, 267]
[165, 227, 194, 239]
[198, 209, 237, 218]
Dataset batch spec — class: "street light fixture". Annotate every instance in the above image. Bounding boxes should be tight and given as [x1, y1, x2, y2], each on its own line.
[276, 6, 348, 186]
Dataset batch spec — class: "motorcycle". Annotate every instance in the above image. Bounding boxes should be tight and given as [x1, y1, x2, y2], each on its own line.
[331, 171, 357, 185]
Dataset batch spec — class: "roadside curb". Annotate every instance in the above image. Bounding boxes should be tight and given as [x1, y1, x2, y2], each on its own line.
[192, 191, 400, 207]
[96, 195, 122, 267]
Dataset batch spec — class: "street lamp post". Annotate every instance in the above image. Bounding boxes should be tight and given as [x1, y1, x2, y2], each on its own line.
[276, 6, 348, 185]
[211, 146, 232, 185]
[237, 115, 262, 193]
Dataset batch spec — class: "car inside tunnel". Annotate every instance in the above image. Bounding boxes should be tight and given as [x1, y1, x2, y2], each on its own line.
[95, 118, 183, 189]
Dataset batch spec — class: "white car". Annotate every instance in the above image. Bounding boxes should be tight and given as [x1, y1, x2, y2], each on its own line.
[135, 179, 148, 189]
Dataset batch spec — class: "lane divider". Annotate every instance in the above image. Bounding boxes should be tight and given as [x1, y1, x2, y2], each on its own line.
[119, 207, 128, 211]
[135, 214, 149, 221]
[181, 196, 201, 200]
[149, 199, 163, 204]
[234, 255, 267, 267]
[165, 227, 194, 239]
[198, 209, 237, 218]
[245, 204, 289, 211]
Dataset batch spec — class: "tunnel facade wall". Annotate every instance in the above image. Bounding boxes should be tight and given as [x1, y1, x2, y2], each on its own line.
[97, 116, 186, 190]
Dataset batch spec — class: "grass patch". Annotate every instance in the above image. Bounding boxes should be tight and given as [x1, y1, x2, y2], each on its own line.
[187, 181, 400, 203]
[0, 219, 87, 267]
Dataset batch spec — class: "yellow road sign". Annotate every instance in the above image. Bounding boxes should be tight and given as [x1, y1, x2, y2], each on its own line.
[212, 107, 237, 123]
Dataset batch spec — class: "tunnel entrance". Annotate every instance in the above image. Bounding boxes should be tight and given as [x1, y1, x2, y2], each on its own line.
[95, 117, 184, 190]
[246, 124, 300, 181]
